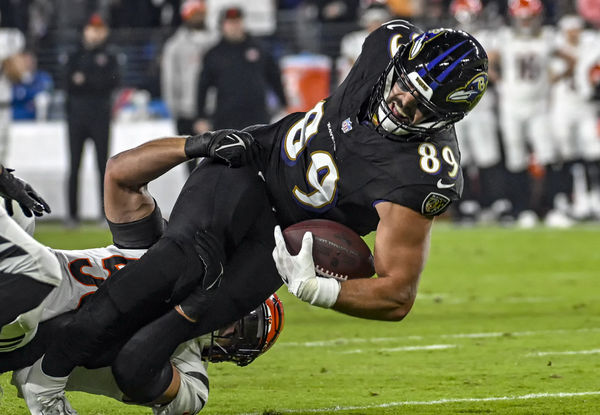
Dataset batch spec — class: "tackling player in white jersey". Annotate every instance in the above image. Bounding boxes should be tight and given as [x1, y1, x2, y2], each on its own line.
[550, 15, 600, 220]
[449, 0, 505, 223]
[488, 0, 573, 227]
[0, 139, 284, 415]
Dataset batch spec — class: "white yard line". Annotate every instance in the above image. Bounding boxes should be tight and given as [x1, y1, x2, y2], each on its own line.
[280, 327, 600, 348]
[239, 391, 600, 414]
[527, 349, 600, 357]
[340, 344, 456, 354]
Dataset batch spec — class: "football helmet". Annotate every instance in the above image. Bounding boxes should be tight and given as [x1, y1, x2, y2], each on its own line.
[508, 0, 543, 19]
[203, 294, 284, 366]
[367, 28, 488, 139]
[450, 0, 483, 25]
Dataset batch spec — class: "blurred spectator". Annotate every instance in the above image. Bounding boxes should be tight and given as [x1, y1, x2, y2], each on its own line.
[65, 13, 120, 227]
[195, 6, 287, 132]
[0, 18, 25, 163]
[162, 0, 216, 174]
[337, 3, 391, 85]
[11, 50, 53, 120]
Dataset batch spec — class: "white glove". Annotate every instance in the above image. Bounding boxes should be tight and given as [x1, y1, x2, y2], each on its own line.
[272, 226, 340, 308]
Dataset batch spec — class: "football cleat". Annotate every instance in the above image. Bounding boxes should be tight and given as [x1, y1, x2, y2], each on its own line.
[21, 358, 75, 415]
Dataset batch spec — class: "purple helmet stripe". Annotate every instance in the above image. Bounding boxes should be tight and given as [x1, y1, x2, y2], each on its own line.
[435, 48, 475, 83]
[417, 39, 467, 79]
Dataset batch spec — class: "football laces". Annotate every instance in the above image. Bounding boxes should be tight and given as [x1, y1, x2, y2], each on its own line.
[315, 265, 348, 281]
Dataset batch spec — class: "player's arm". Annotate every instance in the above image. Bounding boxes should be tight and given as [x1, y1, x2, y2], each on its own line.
[333, 202, 432, 321]
[273, 201, 433, 321]
[105, 130, 261, 223]
[104, 137, 188, 223]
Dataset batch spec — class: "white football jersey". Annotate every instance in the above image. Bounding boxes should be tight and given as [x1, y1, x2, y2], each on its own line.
[493, 26, 555, 103]
[41, 245, 147, 322]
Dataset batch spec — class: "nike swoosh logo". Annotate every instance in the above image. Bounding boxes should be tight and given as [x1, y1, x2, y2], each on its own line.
[218, 134, 246, 151]
[437, 179, 456, 189]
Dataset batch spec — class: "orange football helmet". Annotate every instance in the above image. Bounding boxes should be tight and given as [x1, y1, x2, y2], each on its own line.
[509, 0, 543, 19]
[204, 293, 284, 366]
[450, 0, 483, 19]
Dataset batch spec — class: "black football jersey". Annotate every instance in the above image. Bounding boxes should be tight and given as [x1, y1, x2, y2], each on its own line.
[253, 20, 464, 236]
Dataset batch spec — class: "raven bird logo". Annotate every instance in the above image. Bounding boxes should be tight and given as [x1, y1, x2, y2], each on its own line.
[447, 73, 488, 108]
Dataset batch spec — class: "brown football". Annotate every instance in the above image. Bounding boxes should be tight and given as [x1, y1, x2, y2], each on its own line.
[283, 219, 375, 281]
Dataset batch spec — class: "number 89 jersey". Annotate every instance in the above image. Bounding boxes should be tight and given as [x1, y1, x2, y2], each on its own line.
[255, 20, 463, 235]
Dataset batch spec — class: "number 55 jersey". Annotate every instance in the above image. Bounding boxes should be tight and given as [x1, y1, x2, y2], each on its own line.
[254, 20, 464, 235]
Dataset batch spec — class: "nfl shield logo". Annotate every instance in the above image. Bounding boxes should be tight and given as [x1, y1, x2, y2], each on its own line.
[341, 118, 353, 133]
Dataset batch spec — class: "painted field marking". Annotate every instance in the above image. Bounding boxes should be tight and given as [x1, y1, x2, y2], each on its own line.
[340, 344, 456, 354]
[527, 349, 600, 357]
[239, 391, 600, 414]
[416, 293, 556, 304]
[280, 327, 600, 348]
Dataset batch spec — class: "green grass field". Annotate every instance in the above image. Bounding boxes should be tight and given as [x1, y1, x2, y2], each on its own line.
[1, 222, 599, 414]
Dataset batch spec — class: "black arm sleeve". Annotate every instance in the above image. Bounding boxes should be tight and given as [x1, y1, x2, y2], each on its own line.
[107, 203, 167, 249]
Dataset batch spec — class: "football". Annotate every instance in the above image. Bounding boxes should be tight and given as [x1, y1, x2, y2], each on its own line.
[282, 219, 375, 281]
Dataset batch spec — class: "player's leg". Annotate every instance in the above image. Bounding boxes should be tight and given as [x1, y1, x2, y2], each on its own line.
[0, 313, 74, 373]
[66, 118, 87, 224]
[111, 210, 280, 404]
[28, 162, 271, 401]
[470, 109, 504, 215]
[499, 105, 531, 221]
[0, 204, 61, 328]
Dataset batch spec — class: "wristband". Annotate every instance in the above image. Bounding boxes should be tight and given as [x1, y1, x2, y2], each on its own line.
[297, 277, 341, 308]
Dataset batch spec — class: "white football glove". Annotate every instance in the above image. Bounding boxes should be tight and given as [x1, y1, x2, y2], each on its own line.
[272, 225, 340, 308]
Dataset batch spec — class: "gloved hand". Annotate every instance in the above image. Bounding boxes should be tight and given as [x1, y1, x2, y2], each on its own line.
[0, 167, 51, 217]
[184, 129, 260, 168]
[272, 225, 340, 308]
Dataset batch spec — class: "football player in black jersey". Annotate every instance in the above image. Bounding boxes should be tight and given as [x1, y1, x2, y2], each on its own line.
[23, 20, 488, 413]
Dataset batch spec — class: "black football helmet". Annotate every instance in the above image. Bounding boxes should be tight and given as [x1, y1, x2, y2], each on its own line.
[203, 293, 284, 366]
[367, 28, 488, 140]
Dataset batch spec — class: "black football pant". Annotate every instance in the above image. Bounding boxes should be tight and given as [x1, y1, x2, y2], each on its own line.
[67, 108, 110, 220]
[42, 162, 282, 387]
[0, 273, 53, 328]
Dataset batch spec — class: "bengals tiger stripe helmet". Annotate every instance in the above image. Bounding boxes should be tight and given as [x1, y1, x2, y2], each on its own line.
[204, 293, 284, 366]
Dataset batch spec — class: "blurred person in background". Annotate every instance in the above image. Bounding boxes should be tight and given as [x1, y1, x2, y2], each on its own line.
[550, 15, 600, 220]
[450, 0, 506, 224]
[11, 50, 53, 121]
[337, 3, 391, 85]
[64, 13, 120, 228]
[0, 17, 25, 163]
[162, 0, 216, 175]
[488, 0, 572, 228]
[195, 6, 287, 133]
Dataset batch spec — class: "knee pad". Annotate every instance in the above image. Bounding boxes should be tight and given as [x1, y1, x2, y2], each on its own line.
[112, 340, 173, 404]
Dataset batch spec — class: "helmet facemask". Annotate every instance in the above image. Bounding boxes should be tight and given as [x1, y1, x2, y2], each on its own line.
[367, 29, 488, 141]
[203, 294, 284, 367]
